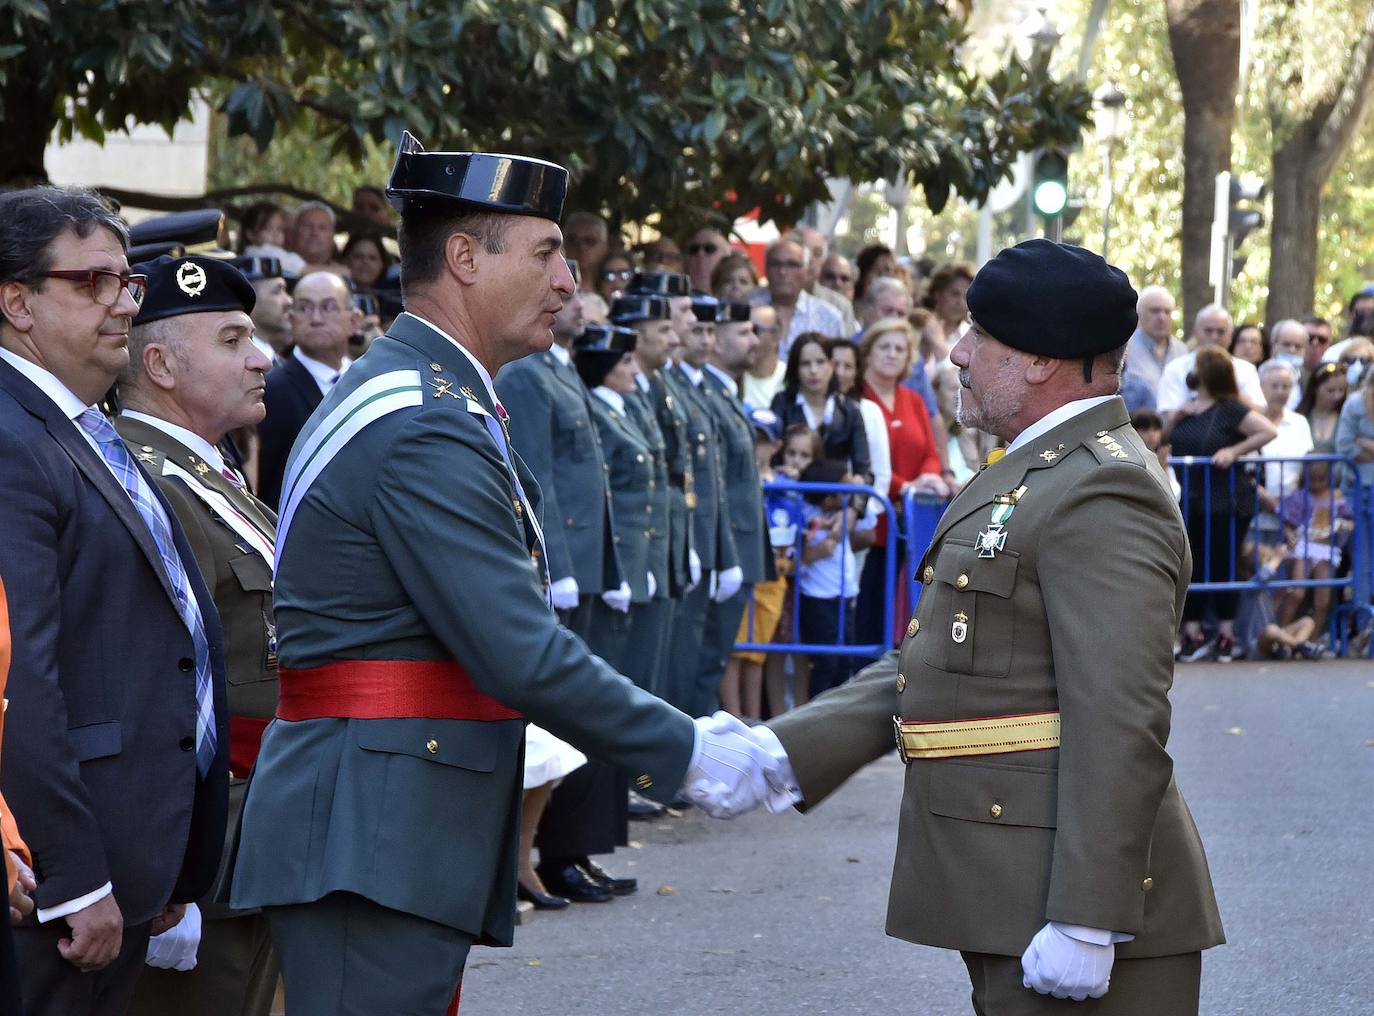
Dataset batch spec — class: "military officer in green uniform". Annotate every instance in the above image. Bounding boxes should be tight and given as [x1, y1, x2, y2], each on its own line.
[696, 302, 769, 716]
[229, 133, 782, 1015]
[721, 241, 1225, 1014]
[111, 256, 281, 1016]
[610, 294, 689, 699]
[663, 295, 740, 715]
[494, 260, 635, 904]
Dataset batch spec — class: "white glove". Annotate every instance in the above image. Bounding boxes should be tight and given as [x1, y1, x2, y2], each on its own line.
[647, 571, 657, 599]
[680, 712, 782, 819]
[1020, 922, 1114, 1001]
[601, 581, 632, 613]
[713, 565, 743, 603]
[698, 711, 802, 812]
[550, 576, 580, 611]
[688, 548, 702, 589]
[145, 902, 201, 971]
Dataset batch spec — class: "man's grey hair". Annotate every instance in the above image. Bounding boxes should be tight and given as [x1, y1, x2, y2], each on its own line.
[859, 274, 911, 307]
[1136, 284, 1174, 311]
[117, 317, 185, 392]
[1269, 318, 1305, 341]
[295, 200, 336, 225]
[563, 211, 607, 240]
[1257, 356, 1299, 382]
[766, 236, 809, 269]
[1193, 302, 1232, 329]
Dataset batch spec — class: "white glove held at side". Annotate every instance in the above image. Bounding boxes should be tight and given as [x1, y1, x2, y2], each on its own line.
[601, 581, 632, 613]
[713, 565, 743, 603]
[1020, 922, 1114, 1001]
[688, 548, 702, 588]
[647, 571, 657, 599]
[550, 576, 580, 611]
[145, 902, 201, 971]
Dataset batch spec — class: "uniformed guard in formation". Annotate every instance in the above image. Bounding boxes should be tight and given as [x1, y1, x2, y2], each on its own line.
[229, 133, 780, 1014]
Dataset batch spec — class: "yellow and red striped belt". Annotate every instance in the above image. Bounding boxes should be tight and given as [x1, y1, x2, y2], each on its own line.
[893, 710, 1060, 762]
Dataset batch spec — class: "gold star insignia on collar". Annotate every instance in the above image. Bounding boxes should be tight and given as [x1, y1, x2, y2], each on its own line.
[191, 459, 211, 476]
[460, 386, 477, 400]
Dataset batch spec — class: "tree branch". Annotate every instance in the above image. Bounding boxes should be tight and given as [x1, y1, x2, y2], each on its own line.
[1312, 5, 1374, 178]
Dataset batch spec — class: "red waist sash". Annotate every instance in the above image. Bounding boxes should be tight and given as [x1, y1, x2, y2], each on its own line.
[276, 660, 522, 722]
[228, 715, 270, 777]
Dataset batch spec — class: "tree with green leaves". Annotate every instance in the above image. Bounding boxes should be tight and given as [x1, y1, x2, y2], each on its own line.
[3, 0, 1090, 228]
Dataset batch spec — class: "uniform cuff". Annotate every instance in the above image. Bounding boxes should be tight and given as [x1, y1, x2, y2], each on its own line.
[37, 882, 113, 924]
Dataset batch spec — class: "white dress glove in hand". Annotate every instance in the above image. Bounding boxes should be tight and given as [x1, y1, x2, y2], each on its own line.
[601, 581, 632, 613]
[681, 712, 782, 819]
[1020, 922, 1114, 1001]
[145, 903, 201, 972]
[688, 548, 702, 589]
[698, 711, 802, 812]
[713, 565, 743, 603]
[550, 576, 580, 611]
[647, 571, 657, 599]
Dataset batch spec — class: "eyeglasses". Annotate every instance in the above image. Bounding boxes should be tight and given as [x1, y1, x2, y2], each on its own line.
[687, 243, 719, 256]
[1308, 332, 1331, 344]
[820, 271, 854, 285]
[292, 300, 347, 316]
[1340, 355, 1374, 367]
[602, 268, 634, 282]
[43, 269, 147, 307]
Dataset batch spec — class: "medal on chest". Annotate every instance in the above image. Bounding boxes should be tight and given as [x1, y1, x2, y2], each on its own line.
[977, 485, 1025, 559]
[951, 611, 969, 644]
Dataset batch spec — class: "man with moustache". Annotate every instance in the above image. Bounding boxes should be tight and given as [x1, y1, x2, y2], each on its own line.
[110, 256, 281, 1016]
[0, 186, 229, 1016]
[714, 240, 1225, 1015]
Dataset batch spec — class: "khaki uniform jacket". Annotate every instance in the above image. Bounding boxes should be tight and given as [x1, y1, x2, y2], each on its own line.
[114, 415, 280, 919]
[770, 398, 1225, 959]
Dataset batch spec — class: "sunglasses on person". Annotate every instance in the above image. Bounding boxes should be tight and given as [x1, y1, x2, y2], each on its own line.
[1308, 331, 1331, 344]
[1340, 355, 1374, 367]
[602, 268, 634, 282]
[42, 269, 147, 308]
[687, 243, 719, 256]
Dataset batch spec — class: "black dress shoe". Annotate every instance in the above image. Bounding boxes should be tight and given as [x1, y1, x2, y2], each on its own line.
[579, 859, 636, 896]
[535, 863, 613, 903]
[628, 793, 667, 820]
[517, 881, 570, 910]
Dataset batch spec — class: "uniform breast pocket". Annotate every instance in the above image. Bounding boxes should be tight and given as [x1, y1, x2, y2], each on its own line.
[227, 552, 279, 682]
[919, 541, 1018, 678]
[554, 404, 596, 461]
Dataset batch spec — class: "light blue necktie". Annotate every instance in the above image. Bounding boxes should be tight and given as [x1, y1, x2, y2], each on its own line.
[78, 409, 216, 776]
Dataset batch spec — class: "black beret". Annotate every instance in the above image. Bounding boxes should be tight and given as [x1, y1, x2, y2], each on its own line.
[387, 131, 567, 221]
[720, 301, 753, 323]
[690, 294, 720, 322]
[625, 271, 691, 298]
[133, 255, 256, 326]
[965, 239, 1137, 358]
[609, 294, 671, 325]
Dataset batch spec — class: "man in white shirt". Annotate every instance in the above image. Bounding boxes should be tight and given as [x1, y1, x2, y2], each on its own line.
[1123, 285, 1187, 398]
[1156, 303, 1264, 414]
[755, 237, 844, 357]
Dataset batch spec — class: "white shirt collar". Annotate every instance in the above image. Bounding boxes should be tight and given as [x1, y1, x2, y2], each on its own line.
[0, 346, 94, 421]
[794, 391, 835, 430]
[292, 345, 351, 393]
[704, 363, 738, 396]
[633, 369, 651, 393]
[1007, 395, 1117, 455]
[593, 386, 626, 414]
[547, 342, 572, 367]
[119, 410, 225, 471]
[401, 312, 502, 409]
[679, 362, 705, 386]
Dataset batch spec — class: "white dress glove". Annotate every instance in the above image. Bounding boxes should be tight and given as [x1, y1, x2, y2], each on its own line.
[713, 565, 743, 603]
[680, 712, 782, 819]
[647, 571, 657, 599]
[688, 548, 702, 589]
[550, 576, 580, 611]
[601, 581, 632, 613]
[1020, 922, 1115, 1001]
[698, 711, 802, 812]
[145, 902, 201, 971]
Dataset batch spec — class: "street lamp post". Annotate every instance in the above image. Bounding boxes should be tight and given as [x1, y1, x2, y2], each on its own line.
[1094, 82, 1127, 260]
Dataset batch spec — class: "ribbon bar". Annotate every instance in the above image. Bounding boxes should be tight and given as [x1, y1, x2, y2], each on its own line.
[277, 660, 522, 722]
[894, 710, 1060, 762]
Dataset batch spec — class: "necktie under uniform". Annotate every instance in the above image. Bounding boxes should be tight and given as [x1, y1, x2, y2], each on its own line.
[78, 409, 217, 776]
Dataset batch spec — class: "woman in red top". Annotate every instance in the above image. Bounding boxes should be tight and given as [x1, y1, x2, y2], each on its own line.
[856, 317, 950, 652]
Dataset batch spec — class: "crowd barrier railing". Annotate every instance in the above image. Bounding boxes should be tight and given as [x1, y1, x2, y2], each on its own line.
[732, 480, 896, 659]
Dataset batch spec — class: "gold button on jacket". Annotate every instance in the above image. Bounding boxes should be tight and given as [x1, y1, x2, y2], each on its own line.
[426, 739, 439, 754]
[989, 803, 1003, 819]
[923, 565, 935, 583]
[895, 673, 907, 692]
[906, 618, 920, 638]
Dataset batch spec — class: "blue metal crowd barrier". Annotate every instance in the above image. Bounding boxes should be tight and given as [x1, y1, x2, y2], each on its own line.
[733, 454, 1374, 660]
[732, 480, 896, 659]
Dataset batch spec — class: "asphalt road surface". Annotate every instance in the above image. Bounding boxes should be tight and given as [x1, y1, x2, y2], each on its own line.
[461, 659, 1374, 1015]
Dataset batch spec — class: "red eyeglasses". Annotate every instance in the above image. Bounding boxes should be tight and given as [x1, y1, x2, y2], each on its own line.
[42, 269, 148, 307]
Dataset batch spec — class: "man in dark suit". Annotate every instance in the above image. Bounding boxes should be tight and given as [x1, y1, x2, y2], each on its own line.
[255, 270, 358, 508]
[0, 187, 229, 1015]
[111, 255, 281, 1016]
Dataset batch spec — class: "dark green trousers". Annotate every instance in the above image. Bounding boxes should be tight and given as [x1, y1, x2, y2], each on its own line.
[128, 912, 277, 1016]
[962, 950, 1201, 1016]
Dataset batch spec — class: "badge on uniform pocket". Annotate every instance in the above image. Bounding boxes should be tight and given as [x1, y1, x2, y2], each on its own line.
[951, 611, 969, 644]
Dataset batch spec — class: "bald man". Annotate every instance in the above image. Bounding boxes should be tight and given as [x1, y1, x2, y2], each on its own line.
[1123, 285, 1185, 399]
[1155, 304, 1264, 415]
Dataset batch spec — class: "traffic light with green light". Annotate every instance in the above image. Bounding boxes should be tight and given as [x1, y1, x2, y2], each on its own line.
[1032, 149, 1070, 219]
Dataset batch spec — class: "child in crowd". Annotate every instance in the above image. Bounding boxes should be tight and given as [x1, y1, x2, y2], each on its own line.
[1130, 408, 1180, 500]
[1275, 456, 1353, 637]
[765, 425, 823, 713]
[723, 410, 800, 720]
[797, 458, 874, 697]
